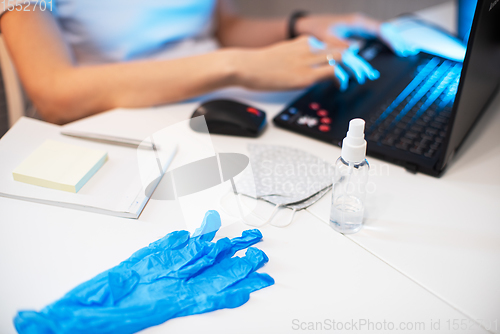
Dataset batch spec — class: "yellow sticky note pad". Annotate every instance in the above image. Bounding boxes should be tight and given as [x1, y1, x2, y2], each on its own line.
[13, 140, 108, 193]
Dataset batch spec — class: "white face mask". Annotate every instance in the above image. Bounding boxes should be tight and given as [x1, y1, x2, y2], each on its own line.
[225, 144, 334, 227]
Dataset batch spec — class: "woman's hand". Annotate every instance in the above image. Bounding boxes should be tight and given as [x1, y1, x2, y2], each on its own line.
[296, 13, 418, 57]
[231, 34, 381, 92]
[232, 36, 340, 90]
[296, 13, 381, 48]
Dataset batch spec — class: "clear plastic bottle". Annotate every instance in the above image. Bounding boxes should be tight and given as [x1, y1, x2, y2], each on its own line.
[330, 119, 370, 234]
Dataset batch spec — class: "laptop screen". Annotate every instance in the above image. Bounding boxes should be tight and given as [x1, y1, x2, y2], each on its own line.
[441, 0, 500, 169]
[458, 0, 479, 43]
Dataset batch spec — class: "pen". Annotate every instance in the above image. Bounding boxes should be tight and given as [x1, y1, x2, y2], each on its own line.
[61, 130, 156, 150]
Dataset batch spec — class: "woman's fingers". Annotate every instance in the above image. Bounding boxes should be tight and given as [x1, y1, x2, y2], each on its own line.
[313, 64, 336, 79]
[311, 63, 346, 88]
[235, 34, 370, 91]
[321, 34, 351, 49]
[306, 50, 342, 66]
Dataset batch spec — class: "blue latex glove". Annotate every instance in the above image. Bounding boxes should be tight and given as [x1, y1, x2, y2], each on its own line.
[309, 37, 380, 92]
[14, 211, 274, 334]
[330, 23, 420, 57]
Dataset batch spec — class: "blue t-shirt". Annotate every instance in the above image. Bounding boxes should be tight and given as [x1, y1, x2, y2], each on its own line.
[2, 0, 219, 64]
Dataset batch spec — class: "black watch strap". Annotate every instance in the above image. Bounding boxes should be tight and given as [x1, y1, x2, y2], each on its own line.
[288, 11, 308, 39]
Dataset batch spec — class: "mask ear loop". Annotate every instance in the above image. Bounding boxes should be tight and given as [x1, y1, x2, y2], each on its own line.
[218, 189, 282, 228]
[235, 194, 282, 228]
[270, 207, 297, 228]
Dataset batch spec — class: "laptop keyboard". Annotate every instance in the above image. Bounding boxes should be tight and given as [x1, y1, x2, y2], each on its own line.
[365, 57, 462, 158]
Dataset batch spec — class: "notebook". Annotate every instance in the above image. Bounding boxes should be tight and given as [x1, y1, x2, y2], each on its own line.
[0, 117, 176, 218]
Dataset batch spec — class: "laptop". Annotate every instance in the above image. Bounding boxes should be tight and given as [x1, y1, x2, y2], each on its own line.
[273, 0, 500, 176]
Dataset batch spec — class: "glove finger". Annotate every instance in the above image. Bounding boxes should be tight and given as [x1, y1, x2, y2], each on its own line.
[108, 270, 140, 304]
[165, 227, 264, 279]
[134, 226, 262, 281]
[63, 275, 110, 306]
[138, 233, 241, 281]
[170, 237, 233, 278]
[165, 229, 264, 279]
[178, 272, 274, 317]
[191, 210, 221, 242]
[129, 210, 222, 279]
[188, 247, 269, 294]
[14, 311, 57, 334]
[125, 231, 191, 266]
[220, 272, 275, 308]
[227, 229, 263, 256]
[133, 239, 220, 281]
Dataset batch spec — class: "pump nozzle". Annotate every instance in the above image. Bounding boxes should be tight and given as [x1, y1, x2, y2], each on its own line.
[341, 118, 367, 163]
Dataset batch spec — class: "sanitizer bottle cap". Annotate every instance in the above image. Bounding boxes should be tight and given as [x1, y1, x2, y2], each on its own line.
[341, 118, 367, 163]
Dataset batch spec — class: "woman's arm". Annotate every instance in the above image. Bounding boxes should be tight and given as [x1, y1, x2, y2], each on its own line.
[1, 9, 238, 124]
[215, 0, 288, 47]
[1, 8, 335, 124]
[216, 1, 379, 49]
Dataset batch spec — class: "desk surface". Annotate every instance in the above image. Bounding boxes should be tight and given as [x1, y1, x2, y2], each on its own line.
[1, 2, 499, 334]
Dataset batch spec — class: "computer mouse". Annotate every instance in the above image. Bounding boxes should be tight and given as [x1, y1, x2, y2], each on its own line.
[190, 99, 267, 137]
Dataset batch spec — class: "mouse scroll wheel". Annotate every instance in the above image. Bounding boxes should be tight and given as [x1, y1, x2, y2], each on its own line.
[246, 107, 260, 116]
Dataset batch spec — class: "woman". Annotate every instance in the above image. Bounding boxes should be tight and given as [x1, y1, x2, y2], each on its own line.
[1, 0, 388, 124]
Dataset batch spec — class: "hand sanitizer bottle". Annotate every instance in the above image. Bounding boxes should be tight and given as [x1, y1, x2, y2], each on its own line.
[330, 118, 370, 234]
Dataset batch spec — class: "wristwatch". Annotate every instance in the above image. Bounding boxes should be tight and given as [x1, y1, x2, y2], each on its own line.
[288, 11, 308, 39]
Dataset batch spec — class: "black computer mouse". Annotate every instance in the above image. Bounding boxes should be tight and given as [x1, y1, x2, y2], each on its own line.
[190, 99, 267, 137]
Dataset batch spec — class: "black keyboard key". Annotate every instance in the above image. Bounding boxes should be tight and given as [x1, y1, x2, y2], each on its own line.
[430, 143, 441, 150]
[410, 147, 424, 155]
[411, 104, 421, 112]
[404, 132, 419, 140]
[425, 128, 438, 136]
[415, 139, 431, 149]
[411, 125, 424, 133]
[382, 119, 393, 127]
[381, 136, 396, 146]
[396, 142, 410, 151]
[401, 137, 413, 145]
[425, 110, 436, 118]
[435, 116, 448, 124]
[400, 120, 410, 127]
[402, 115, 413, 123]
[421, 134, 434, 141]
[424, 149, 436, 158]
[396, 123, 408, 130]
[439, 131, 447, 138]
[415, 119, 427, 127]
[435, 137, 444, 143]
[369, 133, 382, 142]
[440, 111, 451, 118]
[392, 128, 403, 136]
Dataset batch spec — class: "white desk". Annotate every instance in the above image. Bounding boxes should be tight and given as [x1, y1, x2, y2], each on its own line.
[1, 2, 499, 334]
